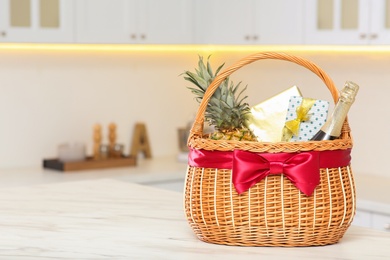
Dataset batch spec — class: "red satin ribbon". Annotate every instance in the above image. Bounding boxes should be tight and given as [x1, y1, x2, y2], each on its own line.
[188, 148, 351, 196]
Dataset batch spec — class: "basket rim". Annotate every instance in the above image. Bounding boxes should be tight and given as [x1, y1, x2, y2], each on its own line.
[188, 134, 353, 153]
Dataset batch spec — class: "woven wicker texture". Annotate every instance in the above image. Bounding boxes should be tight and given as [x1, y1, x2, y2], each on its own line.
[184, 52, 356, 246]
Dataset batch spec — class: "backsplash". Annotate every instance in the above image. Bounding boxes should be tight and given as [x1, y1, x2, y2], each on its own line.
[0, 48, 387, 178]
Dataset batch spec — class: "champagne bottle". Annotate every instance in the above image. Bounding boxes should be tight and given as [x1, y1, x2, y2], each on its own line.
[310, 81, 359, 141]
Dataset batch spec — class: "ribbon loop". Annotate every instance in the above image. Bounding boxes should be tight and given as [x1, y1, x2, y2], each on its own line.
[233, 150, 320, 196]
[282, 98, 316, 141]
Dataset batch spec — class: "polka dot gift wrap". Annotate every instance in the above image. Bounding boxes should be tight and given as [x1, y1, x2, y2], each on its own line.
[285, 96, 329, 141]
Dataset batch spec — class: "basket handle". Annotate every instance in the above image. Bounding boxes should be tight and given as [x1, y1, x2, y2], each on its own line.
[190, 52, 344, 138]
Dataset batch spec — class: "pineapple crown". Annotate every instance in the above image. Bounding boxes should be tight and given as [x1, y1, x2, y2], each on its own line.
[183, 56, 251, 132]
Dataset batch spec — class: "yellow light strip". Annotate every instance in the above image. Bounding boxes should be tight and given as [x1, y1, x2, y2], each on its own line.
[1, 43, 390, 53]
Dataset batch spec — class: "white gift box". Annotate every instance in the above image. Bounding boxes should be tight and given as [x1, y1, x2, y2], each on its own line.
[285, 96, 329, 141]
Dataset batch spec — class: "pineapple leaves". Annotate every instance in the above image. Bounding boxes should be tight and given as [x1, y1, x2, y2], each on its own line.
[183, 56, 254, 136]
[215, 63, 225, 76]
[184, 72, 207, 91]
[206, 56, 214, 79]
[197, 56, 211, 83]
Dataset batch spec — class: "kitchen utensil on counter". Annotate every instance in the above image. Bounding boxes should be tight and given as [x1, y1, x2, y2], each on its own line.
[58, 142, 86, 162]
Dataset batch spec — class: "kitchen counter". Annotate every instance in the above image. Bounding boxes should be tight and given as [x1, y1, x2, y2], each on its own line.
[0, 178, 389, 259]
[2, 157, 389, 213]
[1, 156, 390, 231]
[0, 156, 187, 189]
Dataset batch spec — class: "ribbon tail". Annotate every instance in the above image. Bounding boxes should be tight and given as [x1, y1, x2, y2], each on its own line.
[281, 125, 294, 142]
[234, 182, 252, 195]
[291, 181, 319, 196]
[283, 152, 321, 196]
[232, 150, 269, 194]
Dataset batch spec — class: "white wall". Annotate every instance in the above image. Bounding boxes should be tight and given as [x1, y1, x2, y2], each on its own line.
[0, 48, 387, 178]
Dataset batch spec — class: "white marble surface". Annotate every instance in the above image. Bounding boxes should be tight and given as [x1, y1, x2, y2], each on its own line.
[1, 156, 390, 215]
[0, 178, 389, 259]
[1, 156, 389, 214]
[0, 156, 187, 189]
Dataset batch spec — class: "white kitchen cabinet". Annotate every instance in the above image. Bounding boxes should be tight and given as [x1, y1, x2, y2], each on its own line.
[75, 0, 131, 43]
[372, 212, 390, 232]
[305, 0, 390, 45]
[194, 0, 304, 45]
[75, 0, 193, 44]
[141, 0, 193, 44]
[0, 0, 74, 43]
[352, 210, 372, 228]
[194, 0, 253, 44]
[353, 209, 390, 232]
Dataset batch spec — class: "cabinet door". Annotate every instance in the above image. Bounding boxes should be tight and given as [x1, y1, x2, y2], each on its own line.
[0, 0, 74, 43]
[140, 0, 193, 44]
[372, 212, 390, 232]
[255, 0, 304, 44]
[369, 0, 390, 44]
[305, 0, 370, 44]
[75, 0, 134, 43]
[76, 0, 192, 44]
[194, 0, 254, 44]
[352, 210, 372, 228]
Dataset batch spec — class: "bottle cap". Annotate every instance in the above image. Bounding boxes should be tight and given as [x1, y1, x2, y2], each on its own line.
[340, 81, 359, 104]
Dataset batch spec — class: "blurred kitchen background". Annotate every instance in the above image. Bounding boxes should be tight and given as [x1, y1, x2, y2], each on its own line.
[0, 0, 389, 231]
[0, 0, 390, 234]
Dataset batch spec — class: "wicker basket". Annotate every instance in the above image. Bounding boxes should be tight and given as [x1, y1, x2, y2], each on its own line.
[184, 52, 356, 247]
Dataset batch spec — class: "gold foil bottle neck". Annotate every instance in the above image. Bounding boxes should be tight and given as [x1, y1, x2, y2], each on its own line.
[319, 81, 359, 139]
[340, 81, 359, 104]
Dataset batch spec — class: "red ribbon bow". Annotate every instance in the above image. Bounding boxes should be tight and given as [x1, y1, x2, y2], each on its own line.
[188, 148, 351, 197]
[232, 150, 320, 196]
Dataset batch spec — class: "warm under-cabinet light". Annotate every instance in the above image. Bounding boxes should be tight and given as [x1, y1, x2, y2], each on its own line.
[1, 43, 390, 54]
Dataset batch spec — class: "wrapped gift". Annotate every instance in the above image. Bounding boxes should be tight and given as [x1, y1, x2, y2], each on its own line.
[246, 86, 302, 142]
[282, 96, 329, 142]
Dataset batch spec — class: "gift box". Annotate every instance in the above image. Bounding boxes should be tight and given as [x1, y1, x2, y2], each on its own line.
[282, 96, 329, 141]
[246, 86, 302, 142]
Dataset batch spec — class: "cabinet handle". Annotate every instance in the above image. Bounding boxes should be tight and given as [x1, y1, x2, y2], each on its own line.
[130, 34, 137, 40]
[359, 33, 367, 39]
[245, 35, 251, 41]
[253, 35, 258, 41]
[370, 34, 378, 39]
[0, 31, 6, 37]
[140, 34, 146, 40]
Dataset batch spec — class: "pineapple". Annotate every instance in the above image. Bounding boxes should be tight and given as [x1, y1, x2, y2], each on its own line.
[183, 56, 256, 141]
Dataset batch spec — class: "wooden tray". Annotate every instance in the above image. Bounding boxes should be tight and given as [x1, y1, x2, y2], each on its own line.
[43, 156, 136, 172]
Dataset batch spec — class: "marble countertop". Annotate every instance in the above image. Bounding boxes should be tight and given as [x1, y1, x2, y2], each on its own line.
[1, 156, 390, 216]
[0, 178, 389, 259]
[0, 156, 187, 188]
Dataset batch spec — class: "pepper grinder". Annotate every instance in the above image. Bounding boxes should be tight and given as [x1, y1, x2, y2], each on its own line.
[108, 122, 117, 157]
[93, 124, 102, 160]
